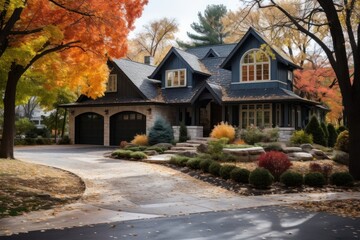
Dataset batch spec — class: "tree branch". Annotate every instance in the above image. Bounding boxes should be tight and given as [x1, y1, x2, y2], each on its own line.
[49, 0, 95, 17]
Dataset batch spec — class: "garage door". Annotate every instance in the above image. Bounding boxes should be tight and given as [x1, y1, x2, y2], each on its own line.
[110, 111, 146, 145]
[75, 113, 104, 145]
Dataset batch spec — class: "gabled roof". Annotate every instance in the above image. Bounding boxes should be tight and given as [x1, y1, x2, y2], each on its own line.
[204, 48, 220, 58]
[112, 59, 159, 100]
[190, 82, 222, 104]
[186, 43, 236, 59]
[149, 47, 210, 79]
[221, 27, 300, 70]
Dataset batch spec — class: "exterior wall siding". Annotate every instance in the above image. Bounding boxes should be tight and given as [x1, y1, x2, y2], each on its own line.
[161, 54, 193, 88]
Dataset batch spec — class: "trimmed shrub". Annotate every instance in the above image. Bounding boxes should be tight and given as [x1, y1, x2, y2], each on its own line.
[305, 116, 326, 146]
[336, 126, 347, 134]
[330, 172, 354, 187]
[129, 151, 147, 160]
[186, 158, 202, 170]
[169, 156, 190, 167]
[199, 159, 214, 173]
[261, 128, 279, 142]
[256, 142, 283, 152]
[58, 135, 71, 144]
[146, 146, 166, 154]
[210, 122, 236, 142]
[304, 172, 326, 187]
[179, 122, 188, 143]
[131, 134, 148, 146]
[327, 123, 338, 148]
[230, 168, 250, 184]
[249, 168, 274, 189]
[124, 146, 147, 152]
[148, 117, 174, 145]
[111, 150, 133, 159]
[280, 171, 303, 187]
[320, 122, 329, 147]
[239, 127, 264, 145]
[290, 130, 313, 144]
[257, 151, 292, 181]
[208, 162, 221, 176]
[219, 165, 236, 180]
[335, 130, 349, 153]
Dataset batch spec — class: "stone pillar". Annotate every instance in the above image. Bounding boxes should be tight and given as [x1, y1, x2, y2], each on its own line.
[103, 114, 110, 146]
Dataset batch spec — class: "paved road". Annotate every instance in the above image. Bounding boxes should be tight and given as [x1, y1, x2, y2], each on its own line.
[0, 145, 359, 239]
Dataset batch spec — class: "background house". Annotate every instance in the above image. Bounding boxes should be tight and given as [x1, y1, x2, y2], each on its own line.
[63, 28, 327, 146]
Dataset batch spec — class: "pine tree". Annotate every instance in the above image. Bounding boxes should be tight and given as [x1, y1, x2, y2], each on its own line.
[320, 122, 329, 147]
[148, 117, 174, 145]
[305, 116, 326, 146]
[177, 4, 229, 48]
[179, 122, 188, 143]
[327, 123, 338, 148]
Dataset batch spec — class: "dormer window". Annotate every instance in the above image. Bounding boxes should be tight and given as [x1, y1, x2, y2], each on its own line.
[241, 49, 270, 82]
[166, 69, 186, 88]
[106, 74, 117, 92]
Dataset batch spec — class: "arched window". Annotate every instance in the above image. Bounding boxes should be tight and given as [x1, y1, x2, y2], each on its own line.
[241, 49, 270, 82]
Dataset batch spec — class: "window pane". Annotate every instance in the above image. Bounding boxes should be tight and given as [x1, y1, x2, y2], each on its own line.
[264, 111, 271, 127]
[167, 72, 173, 86]
[241, 105, 248, 110]
[249, 111, 255, 125]
[256, 64, 262, 80]
[257, 111, 263, 127]
[242, 66, 248, 81]
[249, 105, 255, 110]
[241, 111, 247, 128]
[180, 70, 185, 85]
[249, 65, 254, 81]
[173, 71, 179, 86]
[264, 104, 270, 109]
[263, 64, 269, 80]
[248, 52, 254, 63]
[130, 114, 136, 120]
[260, 52, 268, 62]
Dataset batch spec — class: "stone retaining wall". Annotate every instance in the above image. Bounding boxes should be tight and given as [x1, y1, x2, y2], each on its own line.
[173, 126, 203, 141]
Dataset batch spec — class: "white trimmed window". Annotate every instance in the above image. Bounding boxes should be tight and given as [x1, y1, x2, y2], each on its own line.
[241, 49, 270, 82]
[166, 69, 186, 88]
[288, 70, 293, 81]
[106, 74, 117, 92]
[240, 104, 272, 128]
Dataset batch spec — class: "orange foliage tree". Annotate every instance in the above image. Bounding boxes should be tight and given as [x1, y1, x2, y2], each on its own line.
[0, 0, 148, 158]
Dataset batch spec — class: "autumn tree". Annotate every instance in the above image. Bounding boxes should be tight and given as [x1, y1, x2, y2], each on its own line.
[242, 0, 360, 179]
[177, 4, 230, 48]
[127, 17, 178, 65]
[0, 0, 147, 158]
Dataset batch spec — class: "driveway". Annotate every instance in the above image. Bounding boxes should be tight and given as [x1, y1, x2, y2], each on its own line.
[1, 145, 360, 236]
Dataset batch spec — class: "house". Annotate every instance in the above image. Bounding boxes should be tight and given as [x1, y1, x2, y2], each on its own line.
[63, 27, 327, 146]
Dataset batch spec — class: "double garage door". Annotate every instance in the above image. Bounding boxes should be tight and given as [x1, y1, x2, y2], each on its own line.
[75, 111, 146, 145]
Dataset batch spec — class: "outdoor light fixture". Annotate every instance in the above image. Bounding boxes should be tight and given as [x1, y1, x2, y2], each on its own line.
[70, 110, 75, 115]
[147, 108, 152, 114]
[104, 109, 109, 115]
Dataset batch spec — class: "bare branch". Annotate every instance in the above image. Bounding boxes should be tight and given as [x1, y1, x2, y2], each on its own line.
[49, 0, 95, 17]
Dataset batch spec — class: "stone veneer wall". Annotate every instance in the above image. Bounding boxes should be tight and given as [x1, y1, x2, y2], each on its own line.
[278, 127, 296, 142]
[172, 126, 203, 141]
[68, 105, 176, 146]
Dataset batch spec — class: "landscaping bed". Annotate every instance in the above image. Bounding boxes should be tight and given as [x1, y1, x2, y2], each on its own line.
[0, 160, 85, 218]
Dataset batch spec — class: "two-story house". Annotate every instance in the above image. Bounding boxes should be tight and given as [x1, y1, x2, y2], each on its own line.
[63, 28, 327, 146]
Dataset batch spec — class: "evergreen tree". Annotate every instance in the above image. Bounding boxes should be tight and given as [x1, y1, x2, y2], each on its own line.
[179, 122, 188, 143]
[148, 117, 174, 145]
[305, 116, 326, 146]
[320, 122, 329, 147]
[177, 4, 229, 48]
[327, 123, 338, 148]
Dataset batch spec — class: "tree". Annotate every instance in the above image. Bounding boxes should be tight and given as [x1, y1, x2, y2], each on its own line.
[327, 123, 338, 148]
[127, 18, 178, 65]
[0, 0, 147, 158]
[177, 4, 229, 48]
[305, 116, 326, 146]
[243, 0, 360, 179]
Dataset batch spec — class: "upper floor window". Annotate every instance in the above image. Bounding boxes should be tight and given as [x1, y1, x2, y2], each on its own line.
[106, 74, 117, 92]
[241, 49, 270, 82]
[288, 70, 293, 81]
[166, 69, 186, 88]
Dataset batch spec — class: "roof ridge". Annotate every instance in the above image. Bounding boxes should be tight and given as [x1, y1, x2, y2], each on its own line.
[113, 58, 156, 68]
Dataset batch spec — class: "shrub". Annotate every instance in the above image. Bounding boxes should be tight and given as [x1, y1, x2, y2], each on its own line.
[336, 126, 347, 134]
[332, 150, 349, 165]
[15, 118, 35, 136]
[219, 165, 236, 180]
[148, 117, 174, 145]
[179, 122, 188, 143]
[305, 116, 326, 146]
[327, 123, 338, 148]
[146, 146, 166, 154]
[208, 162, 221, 176]
[280, 171, 303, 187]
[330, 172, 354, 187]
[335, 130, 349, 153]
[249, 168, 274, 189]
[256, 142, 283, 152]
[322, 164, 333, 180]
[120, 141, 129, 149]
[304, 172, 326, 187]
[207, 139, 225, 160]
[261, 128, 279, 142]
[290, 130, 313, 145]
[199, 159, 214, 173]
[169, 156, 190, 167]
[131, 134, 148, 146]
[124, 146, 147, 152]
[230, 168, 250, 183]
[320, 122, 329, 147]
[257, 151, 292, 181]
[239, 126, 279, 145]
[58, 135, 71, 144]
[309, 162, 323, 173]
[111, 150, 133, 159]
[210, 122, 235, 142]
[129, 151, 147, 160]
[186, 158, 202, 170]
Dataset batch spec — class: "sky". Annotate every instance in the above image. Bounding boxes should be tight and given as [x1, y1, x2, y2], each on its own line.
[130, 0, 242, 41]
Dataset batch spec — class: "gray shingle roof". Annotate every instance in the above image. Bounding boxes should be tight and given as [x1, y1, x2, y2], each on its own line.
[186, 44, 236, 59]
[174, 48, 210, 75]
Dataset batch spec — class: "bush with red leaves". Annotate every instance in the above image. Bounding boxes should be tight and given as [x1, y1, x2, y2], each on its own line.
[258, 151, 292, 181]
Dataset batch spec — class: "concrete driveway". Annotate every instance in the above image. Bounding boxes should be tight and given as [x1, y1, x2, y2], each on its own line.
[1, 145, 359, 236]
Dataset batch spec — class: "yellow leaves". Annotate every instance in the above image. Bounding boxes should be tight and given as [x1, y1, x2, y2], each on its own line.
[260, 44, 276, 60]
[43, 25, 64, 44]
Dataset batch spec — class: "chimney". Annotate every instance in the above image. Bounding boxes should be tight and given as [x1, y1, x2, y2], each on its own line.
[144, 56, 154, 65]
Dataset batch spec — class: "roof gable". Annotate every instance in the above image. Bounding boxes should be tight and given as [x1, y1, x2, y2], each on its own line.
[204, 48, 220, 58]
[149, 47, 210, 79]
[221, 27, 300, 70]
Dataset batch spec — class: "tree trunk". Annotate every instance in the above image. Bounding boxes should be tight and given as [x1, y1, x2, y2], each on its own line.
[347, 97, 360, 180]
[61, 109, 67, 138]
[0, 66, 22, 159]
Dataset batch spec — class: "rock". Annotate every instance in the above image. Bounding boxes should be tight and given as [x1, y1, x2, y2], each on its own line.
[197, 143, 208, 153]
[288, 152, 313, 161]
[223, 147, 265, 162]
[151, 143, 173, 150]
[332, 150, 349, 165]
[300, 144, 314, 152]
[144, 150, 158, 156]
[178, 151, 198, 158]
[282, 147, 303, 153]
[310, 149, 330, 160]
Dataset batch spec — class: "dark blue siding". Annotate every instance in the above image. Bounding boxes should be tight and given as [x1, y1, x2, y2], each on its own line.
[160, 54, 193, 88]
[230, 80, 287, 90]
